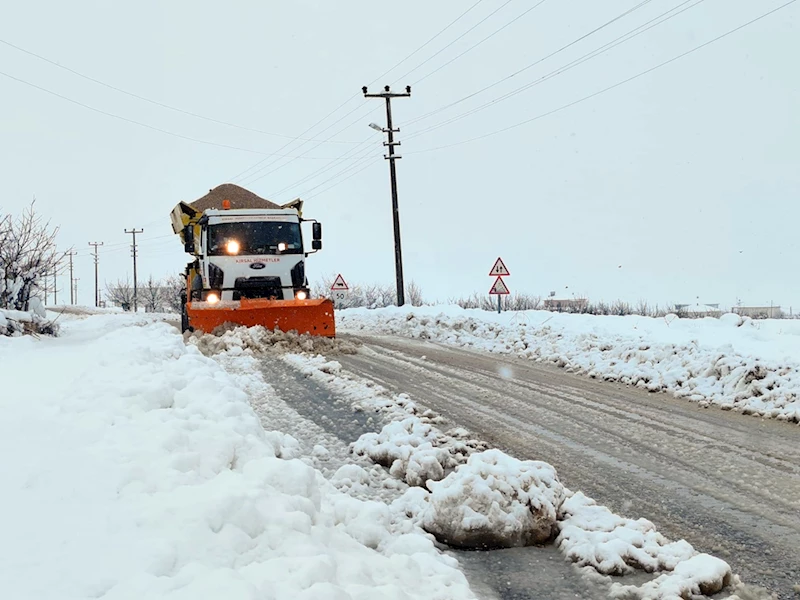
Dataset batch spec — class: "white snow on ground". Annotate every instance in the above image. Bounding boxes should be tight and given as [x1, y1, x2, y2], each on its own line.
[285, 351, 737, 598]
[338, 306, 800, 422]
[421, 449, 565, 549]
[0, 314, 474, 600]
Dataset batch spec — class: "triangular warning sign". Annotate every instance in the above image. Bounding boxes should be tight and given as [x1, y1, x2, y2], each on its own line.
[330, 274, 349, 291]
[489, 257, 510, 277]
[489, 277, 510, 295]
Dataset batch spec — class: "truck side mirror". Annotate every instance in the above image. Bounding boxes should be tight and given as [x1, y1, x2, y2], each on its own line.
[312, 240, 322, 250]
[183, 225, 195, 253]
[312, 222, 322, 241]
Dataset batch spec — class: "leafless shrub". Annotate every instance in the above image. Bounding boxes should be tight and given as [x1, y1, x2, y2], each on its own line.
[406, 280, 424, 307]
[0, 201, 60, 311]
[105, 279, 135, 311]
[312, 275, 424, 308]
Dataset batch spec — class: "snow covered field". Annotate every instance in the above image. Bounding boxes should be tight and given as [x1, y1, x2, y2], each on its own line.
[0, 314, 473, 599]
[337, 305, 800, 423]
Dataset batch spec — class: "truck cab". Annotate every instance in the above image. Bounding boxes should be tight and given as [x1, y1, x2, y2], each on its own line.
[186, 208, 319, 304]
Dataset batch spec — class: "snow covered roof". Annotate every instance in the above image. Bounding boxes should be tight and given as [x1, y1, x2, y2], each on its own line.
[679, 304, 721, 315]
[189, 183, 281, 211]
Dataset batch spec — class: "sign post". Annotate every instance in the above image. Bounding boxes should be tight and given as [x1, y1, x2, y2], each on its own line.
[330, 274, 349, 309]
[488, 258, 510, 314]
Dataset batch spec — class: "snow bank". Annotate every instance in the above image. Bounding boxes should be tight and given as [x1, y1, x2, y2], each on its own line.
[0, 314, 474, 600]
[286, 347, 734, 595]
[421, 449, 565, 549]
[282, 353, 489, 488]
[0, 306, 57, 336]
[338, 306, 800, 422]
[609, 554, 732, 599]
[556, 492, 695, 575]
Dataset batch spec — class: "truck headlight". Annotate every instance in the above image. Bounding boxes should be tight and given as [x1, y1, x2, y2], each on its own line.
[206, 292, 220, 304]
[226, 240, 240, 255]
[295, 290, 308, 300]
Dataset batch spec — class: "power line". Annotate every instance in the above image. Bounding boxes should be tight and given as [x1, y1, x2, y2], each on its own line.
[408, 0, 798, 155]
[269, 139, 379, 199]
[411, 0, 550, 86]
[237, 102, 379, 185]
[229, 1, 489, 184]
[0, 69, 370, 159]
[405, 0, 702, 141]
[393, 0, 517, 83]
[0, 38, 364, 145]
[269, 1, 650, 197]
[404, 0, 657, 128]
[285, 0, 661, 196]
[305, 158, 381, 200]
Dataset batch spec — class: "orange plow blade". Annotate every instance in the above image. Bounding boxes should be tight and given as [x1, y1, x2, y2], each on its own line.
[187, 297, 336, 337]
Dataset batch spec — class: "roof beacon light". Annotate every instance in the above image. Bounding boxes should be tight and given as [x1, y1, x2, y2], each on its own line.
[222, 199, 231, 209]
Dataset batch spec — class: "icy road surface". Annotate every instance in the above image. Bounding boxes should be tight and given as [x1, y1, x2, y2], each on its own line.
[335, 333, 800, 599]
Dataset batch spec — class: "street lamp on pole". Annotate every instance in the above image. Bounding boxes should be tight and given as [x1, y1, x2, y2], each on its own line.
[363, 85, 411, 306]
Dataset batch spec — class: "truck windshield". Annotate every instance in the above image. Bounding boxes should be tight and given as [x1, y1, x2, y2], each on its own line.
[207, 221, 302, 256]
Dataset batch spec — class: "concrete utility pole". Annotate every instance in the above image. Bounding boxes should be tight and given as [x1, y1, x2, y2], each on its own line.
[125, 228, 143, 312]
[88, 242, 104, 307]
[363, 84, 411, 307]
[66, 250, 77, 305]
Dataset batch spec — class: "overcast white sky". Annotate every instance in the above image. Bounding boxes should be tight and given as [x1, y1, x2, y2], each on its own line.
[2, 0, 798, 309]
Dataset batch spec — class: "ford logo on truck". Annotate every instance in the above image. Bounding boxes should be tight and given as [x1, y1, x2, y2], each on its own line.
[250, 262, 266, 270]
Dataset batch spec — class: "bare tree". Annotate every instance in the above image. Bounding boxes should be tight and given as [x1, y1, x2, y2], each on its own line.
[105, 279, 135, 311]
[162, 274, 185, 313]
[0, 201, 60, 311]
[141, 275, 165, 313]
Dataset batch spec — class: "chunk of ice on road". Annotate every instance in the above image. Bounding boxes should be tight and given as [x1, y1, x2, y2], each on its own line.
[421, 449, 565, 549]
[351, 416, 461, 487]
[609, 553, 732, 599]
[557, 491, 696, 575]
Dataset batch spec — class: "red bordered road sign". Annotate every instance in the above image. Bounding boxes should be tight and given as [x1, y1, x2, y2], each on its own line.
[489, 257, 510, 277]
[489, 277, 510, 295]
[330, 274, 349, 291]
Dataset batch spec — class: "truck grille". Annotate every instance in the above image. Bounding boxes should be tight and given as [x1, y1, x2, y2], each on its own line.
[233, 276, 283, 300]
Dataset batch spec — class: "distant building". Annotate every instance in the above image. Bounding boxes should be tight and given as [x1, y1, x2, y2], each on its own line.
[543, 297, 588, 312]
[732, 305, 782, 319]
[674, 303, 722, 318]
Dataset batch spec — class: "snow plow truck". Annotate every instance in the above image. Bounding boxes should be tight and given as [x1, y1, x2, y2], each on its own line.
[170, 184, 335, 337]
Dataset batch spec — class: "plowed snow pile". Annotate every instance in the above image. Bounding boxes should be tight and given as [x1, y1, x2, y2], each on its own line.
[0, 313, 473, 600]
[286, 352, 739, 599]
[338, 306, 800, 422]
[421, 450, 564, 549]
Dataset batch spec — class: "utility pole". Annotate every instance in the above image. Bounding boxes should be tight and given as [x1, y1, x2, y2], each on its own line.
[73, 278, 80, 304]
[363, 84, 411, 307]
[66, 250, 77, 305]
[88, 242, 104, 307]
[125, 228, 143, 312]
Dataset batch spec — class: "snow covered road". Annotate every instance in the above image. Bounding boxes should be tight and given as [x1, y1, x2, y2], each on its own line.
[334, 333, 800, 599]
